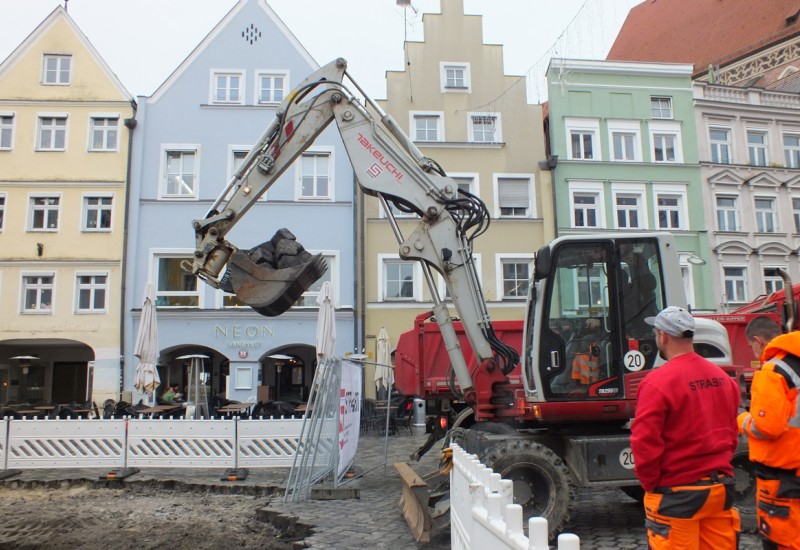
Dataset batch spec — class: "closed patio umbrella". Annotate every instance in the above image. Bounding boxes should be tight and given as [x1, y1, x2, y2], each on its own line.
[315, 281, 336, 361]
[374, 327, 393, 399]
[133, 282, 160, 405]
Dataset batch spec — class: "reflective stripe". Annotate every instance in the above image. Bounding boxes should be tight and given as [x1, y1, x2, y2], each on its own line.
[744, 414, 770, 440]
[767, 359, 800, 428]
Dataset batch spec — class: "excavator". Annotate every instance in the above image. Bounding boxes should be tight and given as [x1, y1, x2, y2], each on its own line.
[188, 59, 755, 541]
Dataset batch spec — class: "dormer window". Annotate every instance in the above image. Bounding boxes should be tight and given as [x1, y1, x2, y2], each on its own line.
[43, 54, 71, 85]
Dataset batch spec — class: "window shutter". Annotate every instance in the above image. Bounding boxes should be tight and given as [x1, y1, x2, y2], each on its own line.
[498, 178, 529, 207]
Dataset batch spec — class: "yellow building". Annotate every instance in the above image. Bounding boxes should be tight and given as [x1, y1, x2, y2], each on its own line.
[362, 0, 554, 397]
[0, 7, 135, 407]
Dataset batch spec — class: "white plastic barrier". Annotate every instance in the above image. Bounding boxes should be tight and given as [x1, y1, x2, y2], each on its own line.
[450, 444, 580, 550]
[2, 417, 302, 471]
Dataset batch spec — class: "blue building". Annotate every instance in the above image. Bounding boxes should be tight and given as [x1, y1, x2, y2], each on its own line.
[124, 0, 356, 404]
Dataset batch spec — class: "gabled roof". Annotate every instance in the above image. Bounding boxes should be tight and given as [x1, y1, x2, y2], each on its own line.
[0, 5, 133, 100]
[149, 0, 316, 102]
[608, 0, 800, 77]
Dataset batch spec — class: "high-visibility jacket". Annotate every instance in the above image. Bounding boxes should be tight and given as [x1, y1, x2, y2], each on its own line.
[572, 342, 600, 384]
[738, 332, 800, 471]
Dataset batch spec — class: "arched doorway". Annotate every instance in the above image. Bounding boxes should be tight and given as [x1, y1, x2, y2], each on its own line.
[156, 345, 226, 403]
[259, 344, 315, 403]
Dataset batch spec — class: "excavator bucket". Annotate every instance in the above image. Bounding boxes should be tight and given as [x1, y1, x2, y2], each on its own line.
[394, 462, 450, 543]
[228, 250, 327, 317]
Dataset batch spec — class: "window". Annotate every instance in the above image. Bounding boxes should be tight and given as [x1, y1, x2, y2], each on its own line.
[764, 268, 785, 295]
[469, 113, 501, 143]
[612, 132, 636, 161]
[723, 267, 747, 303]
[496, 176, 532, 218]
[710, 128, 731, 164]
[76, 273, 107, 313]
[162, 148, 197, 197]
[29, 195, 59, 230]
[299, 151, 331, 199]
[382, 260, 416, 300]
[748, 131, 768, 166]
[755, 197, 777, 232]
[37, 116, 67, 150]
[565, 118, 601, 161]
[294, 254, 337, 307]
[83, 195, 113, 231]
[22, 274, 54, 313]
[794, 197, 800, 232]
[572, 193, 599, 228]
[453, 175, 476, 197]
[256, 72, 287, 104]
[89, 116, 118, 151]
[570, 130, 595, 160]
[155, 255, 199, 307]
[501, 259, 531, 299]
[716, 195, 738, 231]
[437, 253, 481, 300]
[0, 193, 4, 231]
[212, 71, 243, 104]
[784, 134, 800, 168]
[0, 114, 13, 150]
[411, 113, 443, 142]
[42, 54, 71, 85]
[615, 194, 641, 229]
[653, 133, 677, 162]
[441, 63, 470, 91]
[656, 194, 682, 230]
[650, 97, 672, 119]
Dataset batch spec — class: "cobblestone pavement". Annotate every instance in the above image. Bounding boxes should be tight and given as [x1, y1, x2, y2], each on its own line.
[1, 430, 763, 549]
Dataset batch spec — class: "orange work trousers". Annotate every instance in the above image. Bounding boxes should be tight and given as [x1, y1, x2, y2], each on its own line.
[755, 475, 800, 550]
[644, 478, 741, 549]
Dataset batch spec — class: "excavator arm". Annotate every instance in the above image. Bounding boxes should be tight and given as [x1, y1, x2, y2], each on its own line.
[189, 58, 518, 400]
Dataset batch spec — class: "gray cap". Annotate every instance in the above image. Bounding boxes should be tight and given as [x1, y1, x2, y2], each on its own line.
[645, 306, 695, 338]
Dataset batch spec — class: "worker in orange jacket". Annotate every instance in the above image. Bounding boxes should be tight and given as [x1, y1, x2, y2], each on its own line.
[739, 316, 800, 550]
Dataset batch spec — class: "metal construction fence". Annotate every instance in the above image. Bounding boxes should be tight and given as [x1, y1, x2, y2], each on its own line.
[450, 443, 581, 550]
[1, 417, 303, 471]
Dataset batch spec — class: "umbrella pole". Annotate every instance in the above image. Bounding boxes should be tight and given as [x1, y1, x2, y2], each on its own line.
[383, 394, 391, 473]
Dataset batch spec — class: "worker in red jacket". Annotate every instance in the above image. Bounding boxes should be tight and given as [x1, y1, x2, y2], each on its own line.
[631, 306, 741, 549]
[739, 316, 800, 550]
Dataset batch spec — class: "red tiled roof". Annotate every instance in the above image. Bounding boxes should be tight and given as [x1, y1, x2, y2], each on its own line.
[608, 0, 800, 77]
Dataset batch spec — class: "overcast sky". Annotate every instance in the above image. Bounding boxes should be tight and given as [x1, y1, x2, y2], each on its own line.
[0, 0, 639, 100]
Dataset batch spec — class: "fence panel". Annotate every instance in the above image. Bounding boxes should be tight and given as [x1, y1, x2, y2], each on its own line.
[6, 419, 126, 469]
[237, 417, 303, 468]
[127, 419, 235, 468]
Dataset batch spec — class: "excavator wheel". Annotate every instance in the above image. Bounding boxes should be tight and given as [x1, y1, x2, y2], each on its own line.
[479, 439, 574, 539]
[732, 437, 756, 533]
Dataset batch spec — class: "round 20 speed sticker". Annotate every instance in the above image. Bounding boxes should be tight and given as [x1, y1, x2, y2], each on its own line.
[624, 350, 646, 372]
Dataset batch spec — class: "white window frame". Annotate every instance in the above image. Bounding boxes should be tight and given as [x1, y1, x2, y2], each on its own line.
[0, 112, 14, 150]
[793, 195, 800, 233]
[607, 120, 641, 162]
[294, 251, 339, 308]
[649, 121, 682, 163]
[226, 145, 265, 202]
[652, 184, 688, 231]
[150, 250, 202, 308]
[36, 114, 68, 151]
[81, 193, 114, 232]
[88, 114, 119, 152]
[611, 183, 647, 230]
[0, 192, 5, 232]
[42, 54, 71, 85]
[254, 70, 289, 104]
[678, 255, 697, 310]
[440, 62, 471, 93]
[568, 181, 605, 229]
[295, 147, 334, 201]
[715, 194, 739, 232]
[783, 133, 800, 168]
[468, 112, 502, 143]
[378, 254, 422, 302]
[709, 126, 732, 164]
[565, 118, 601, 161]
[210, 69, 245, 105]
[436, 253, 482, 300]
[747, 129, 768, 166]
[21, 272, 55, 314]
[650, 96, 673, 119]
[722, 265, 748, 304]
[28, 193, 61, 232]
[494, 174, 535, 219]
[160, 145, 199, 199]
[496, 254, 534, 300]
[763, 267, 785, 295]
[409, 111, 444, 142]
[74, 271, 109, 314]
[451, 173, 479, 197]
[754, 195, 778, 233]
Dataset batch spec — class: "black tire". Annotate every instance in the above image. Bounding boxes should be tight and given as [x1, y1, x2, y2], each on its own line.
[732, 438, 757, 533]
[442, 427, 469, 450]
[620, 485, 645, 503]
[480, 439, 574, 538]
[472, 421, 517, 435]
